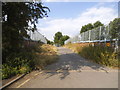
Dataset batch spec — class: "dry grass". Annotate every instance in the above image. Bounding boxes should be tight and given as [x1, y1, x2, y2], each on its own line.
[34, 44, 58, 69]
[64, 43, 119, 68]
[64, 43, 90, 53]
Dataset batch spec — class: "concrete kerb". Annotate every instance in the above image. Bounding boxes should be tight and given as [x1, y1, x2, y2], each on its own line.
[0, 74, 26, 89]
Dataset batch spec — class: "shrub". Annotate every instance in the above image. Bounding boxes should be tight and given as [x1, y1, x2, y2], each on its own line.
[2, 64, 18, 79]
[2, 51, 36, 79]
[19, 64, 31, 74]
[65, 43, 119, 68]
[79, 45, 119, 67]
[2, 44, 58, 79]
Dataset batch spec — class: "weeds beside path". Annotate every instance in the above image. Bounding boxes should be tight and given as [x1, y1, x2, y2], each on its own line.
[64, 43, 119, 69]
[35, 44, 58, 69]
[8, 47, 118, 88]
[2, 44, 58, 80]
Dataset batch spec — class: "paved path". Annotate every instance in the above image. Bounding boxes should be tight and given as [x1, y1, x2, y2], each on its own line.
[8, 47, 118, 88]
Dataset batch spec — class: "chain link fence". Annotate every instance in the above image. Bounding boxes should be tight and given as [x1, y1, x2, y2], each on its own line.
[23, 30, 47, 47]
[79, 25, 111, 42]
[28, 30, 47, 44]
[65, 24, 119, 52]
[65, 25, 114, 43]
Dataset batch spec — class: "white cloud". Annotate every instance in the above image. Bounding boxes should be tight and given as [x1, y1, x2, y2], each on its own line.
[37, 6, 117, 41]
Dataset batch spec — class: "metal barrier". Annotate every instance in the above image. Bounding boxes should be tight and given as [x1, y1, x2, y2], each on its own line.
[28, 30, 47, 44]
[65, 25, 112, 44]
[65, 24, 119, 52]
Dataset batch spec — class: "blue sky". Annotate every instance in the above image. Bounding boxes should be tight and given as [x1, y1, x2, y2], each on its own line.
[37, 1, 118, 41]
[43, 2, 99, 18]
[42, 2, 117, 18]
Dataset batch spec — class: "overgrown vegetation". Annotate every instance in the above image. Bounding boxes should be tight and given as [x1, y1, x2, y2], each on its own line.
[2, 43, 58, 79]
[64, 43, 89, 53]
[47, 39, 54, 45]
[2, 46, 36, 79]
[79, 45, 119, 68]
[1, 2, 54, 80]
[2, 2, 50, 63]
[65, 43, 119, 68]
[35, 44, 58, 69]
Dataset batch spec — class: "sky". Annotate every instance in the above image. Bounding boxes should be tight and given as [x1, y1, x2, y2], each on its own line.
[36, 1, 118, 41]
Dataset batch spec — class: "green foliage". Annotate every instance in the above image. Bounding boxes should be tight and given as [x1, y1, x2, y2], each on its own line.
[54, 32, 63, 44]
[80, 23, 93, 33]
[19, 64, 31, 74]
[2, 2, 50, 63]
[47, 40, 54, 45]
[54, 32, 69, 46]
[2, 62, 32, 79]
[80, 26, 87, 33]
[93, 21, 104, 28]
[60, 35, 70, 45]
[2, 2, 50, 79]
[109, 18, 120, 39]
[2, 64, 18, 79]
[87, 23, 94, 30]
[79, 45, 119, 67]
[2, 46, 37, 79]
[80, 21, 104, 33]
[2, 44, 58, 79]
[62, 35, 70, 41]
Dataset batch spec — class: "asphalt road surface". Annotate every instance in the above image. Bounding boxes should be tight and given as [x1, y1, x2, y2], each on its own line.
[8, 47, 118, 88]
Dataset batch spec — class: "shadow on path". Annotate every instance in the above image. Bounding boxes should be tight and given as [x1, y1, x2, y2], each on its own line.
[42, 47, 110, 80]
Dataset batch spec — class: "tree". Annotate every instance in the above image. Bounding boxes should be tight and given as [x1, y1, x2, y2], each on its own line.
[54, 32, 69, 46]
[80, 26, 87, 33]
[60, 35, 70, 45]
[86, 23, 94, 30]
[80, 23, 93, 33]
[93, 21, 104, 28]
[62, 35, 70, 41]
[47, 40, 54, 45]
[80, 21, 104, 33]
[54, 32, 63, 44]
[2, 2, 50, 63]
[109, 18, 120, 39]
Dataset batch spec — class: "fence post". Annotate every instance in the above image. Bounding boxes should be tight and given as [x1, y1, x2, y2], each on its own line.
[104, 26, 107, 46]
[108, 24, 110, 39]
[84, 32, 85, 41]
[80, 34, 81, 42]
[89, 30, 91, 41]
[99, 26, 101, 44]
[99, 26, 102, 41]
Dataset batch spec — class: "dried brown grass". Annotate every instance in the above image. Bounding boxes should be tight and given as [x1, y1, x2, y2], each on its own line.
[35, 44, 58, 69]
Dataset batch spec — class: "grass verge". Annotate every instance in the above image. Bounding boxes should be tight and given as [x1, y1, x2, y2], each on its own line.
[65, 43, 119, 68]
[34, 44, 58, 69]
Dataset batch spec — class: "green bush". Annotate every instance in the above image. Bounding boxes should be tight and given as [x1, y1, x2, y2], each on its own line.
[19, 64, 31, 74]
[2, 44, 58, 79]
[2, 51, 36, 79]
[6, 51, 35, 68]
[79, 45, 119, 67]
[2, 64, 18, 79]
